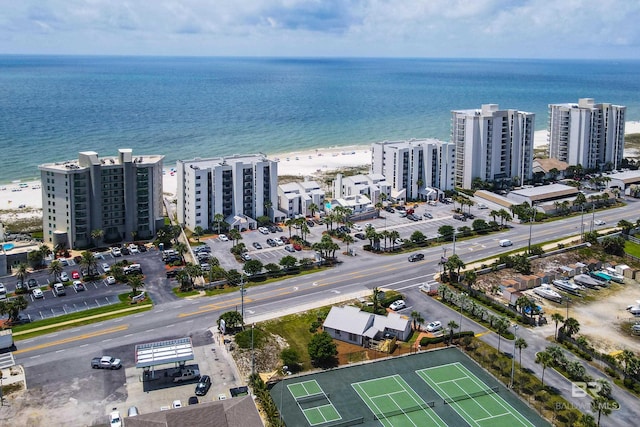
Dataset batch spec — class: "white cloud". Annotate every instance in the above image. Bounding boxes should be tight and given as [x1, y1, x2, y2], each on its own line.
[0, 0, 639, 58]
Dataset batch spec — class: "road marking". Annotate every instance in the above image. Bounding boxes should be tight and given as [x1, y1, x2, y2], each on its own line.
[55, 349, 65, 353]
[474, 331, 490, 337]
[13, 324, 129, 355]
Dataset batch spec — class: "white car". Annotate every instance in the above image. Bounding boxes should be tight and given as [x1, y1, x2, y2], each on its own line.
[111, 247, 122, 257]
[364, 223, 373, 229]
[60, 272, 69, 281]
[109, 410, 122, 427]
[128, 244, 139, 254]
[274, 237, 284, 246]
[102, 263, 111, 273]
[594, 219, 606, 226]
[426, 321, 442, 332]
[258, 227, 269, 235]
[219, 234, 229, 242]
[394, 238, 404, 245]
[106, 276, 116, 285]
[32, 288, 44, 299]
[172, 400, 182, 409]
[352, 224, 363, 232]
[389, 300, 406, 311]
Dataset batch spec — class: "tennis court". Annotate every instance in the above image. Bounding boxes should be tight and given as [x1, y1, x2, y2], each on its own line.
[352, 375, 447, 427]
[416, 362, 535, 427]
[287, 379, 342, 425]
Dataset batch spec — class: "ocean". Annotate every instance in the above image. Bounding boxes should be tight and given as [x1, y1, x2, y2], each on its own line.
[1, 56, 639, 184]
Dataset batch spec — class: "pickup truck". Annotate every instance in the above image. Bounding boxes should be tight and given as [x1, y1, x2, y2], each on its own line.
[172, 368, 200, 383]
[92, 356, 122, 370]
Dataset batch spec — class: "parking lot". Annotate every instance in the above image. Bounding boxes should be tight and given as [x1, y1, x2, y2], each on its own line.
[202, 199, 499, 271]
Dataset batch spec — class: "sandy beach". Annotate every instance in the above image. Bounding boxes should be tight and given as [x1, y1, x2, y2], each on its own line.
[2, 122, 640, 219]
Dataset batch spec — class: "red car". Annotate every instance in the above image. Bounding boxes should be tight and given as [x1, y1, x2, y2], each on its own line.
[280, 236, 290, 244]
[71, 270, 80, 279]
[293, 243, 302, 251]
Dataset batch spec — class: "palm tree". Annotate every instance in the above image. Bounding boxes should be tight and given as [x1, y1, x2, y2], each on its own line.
[193, 226, 204, 242]
[15, 263, 29, 285]
[91, 228, 105, 248]
[126, 274, 145, 297]
[308, 203, 319, 218]
[561, 317, 580, 339]
[228, 229, 242, 246]
[464, 270, 477, 291]
[212, 213, 225, 235]
[616, 349, 637, 379]
[535, 350, 553, 387]
[174, 242, 188, 263]
[591, 395, 613, 426]
[447, 320, 459, 345]
[342, 234, 355, 255]
[410, 311, 424, 330]
[494, 318, 509, 353]
[515, 337, 528, 368]
[388, 230, 400, 251]
[47, 259, 63, 282]
[80, 250, 98, 277]
[372, 288, 383, 314]
[551, 313, 564, 341]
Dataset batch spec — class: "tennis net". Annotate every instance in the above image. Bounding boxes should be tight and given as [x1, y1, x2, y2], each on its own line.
[296, 393, 329, 404]
[373, 401, 435, 420]
[443, 386, 499, 405]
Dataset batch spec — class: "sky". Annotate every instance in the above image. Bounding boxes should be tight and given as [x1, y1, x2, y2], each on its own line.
[1, 0, 640, 59]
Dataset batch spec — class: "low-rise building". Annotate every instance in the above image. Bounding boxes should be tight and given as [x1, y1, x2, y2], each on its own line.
[322, 306, 412, 347]
[278, 180, 325, 218]
[332, 173, 391, 205]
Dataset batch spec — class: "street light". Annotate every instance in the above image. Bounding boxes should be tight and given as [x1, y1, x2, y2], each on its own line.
[459, 292, 466, 334]
[240, 275, 247, 325]
[509, 324, 519, 388]
[527, 203, 536, 254]
[251, 323, 255, 377]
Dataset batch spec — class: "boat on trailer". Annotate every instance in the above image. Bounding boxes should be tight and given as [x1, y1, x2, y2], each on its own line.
[533, 284, 563, 303]
[552, 279, 582, 295]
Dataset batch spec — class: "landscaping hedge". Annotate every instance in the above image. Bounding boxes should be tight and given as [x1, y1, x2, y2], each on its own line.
[420, 331, 475, 346]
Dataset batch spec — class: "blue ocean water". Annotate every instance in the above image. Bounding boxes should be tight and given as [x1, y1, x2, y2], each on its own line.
[1, 56, 639, 184]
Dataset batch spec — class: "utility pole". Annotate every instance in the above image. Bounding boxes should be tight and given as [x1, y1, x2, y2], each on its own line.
[240, 275, 246, 325]
[527, 204, 535, 254]
[251, 323, 255, 377]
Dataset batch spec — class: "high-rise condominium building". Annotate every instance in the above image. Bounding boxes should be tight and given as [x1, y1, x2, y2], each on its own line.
[548, 98, 625, 170]
[451, 104, 535, 189]
[177, 154, 279, 231]
[39, 149, 164, 249]
[371, 139, 454, 201]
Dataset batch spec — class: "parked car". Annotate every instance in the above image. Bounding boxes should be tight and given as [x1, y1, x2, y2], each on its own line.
[285, 245, 295, 253]
[389, 300, 406, 311]
[354, 233, 366, 240]
[32, 288, 44, 299]
[280, 236, 290, 244]
[128, 244, 139, 254]
[172, 400, 182, 409]
[427, 321, 442, 332]
[59, 272, 69, 282]
[12, 313, 31, 325]
[268, 225, 277, 233]
[71, 270, 80, 279]
[138, 245, 147, 252]
[92, 355, 122, 369]
[408, 253, 425, 262]
[109, 410, 122, 427]
[477, 203, 488, 209]
[188, 396, 199, 405]
[219, 234, 229, 241]
[73, 281, 86, 292]
[27, 278, 39, 289]
[15, 280, 25, 291]
[394, 238, 404, 245]
[266, 238, 277, 247]
[241, 253, 251, 261]
[293, 243, 302, 251]
[276, 225, 283, 232]
[423, 212, 433, 219]
[258, 227, 269, 234]
[195, 375, 212, 396]
[102, 263, 111, 273]
[453, 214, 466, 221]
[166, 268, 183, 278]
[53, 282, 66, 296]
[352, 224, 363, 231]
[384, 206, 395, 213]
[252, 242, 263, 249]
[106, 276, 116, 285]
[120, 247, 131, 256]
[111, 247, 122, 257]
[306, 220, 315, 227]
[274, 237, 284, 246]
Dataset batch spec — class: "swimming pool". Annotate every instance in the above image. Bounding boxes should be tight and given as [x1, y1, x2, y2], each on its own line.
[2, 243, 14, 251]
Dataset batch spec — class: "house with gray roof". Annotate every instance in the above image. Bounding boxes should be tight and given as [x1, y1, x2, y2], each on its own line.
[322, 306, 412, 347]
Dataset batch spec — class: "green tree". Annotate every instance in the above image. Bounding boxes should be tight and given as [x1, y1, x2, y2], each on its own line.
[0, 295, 29, 323]
[225, 269, 242, 286]
[126, 274, 145, 296]
[410, 311, 424, 330]
[410, 230, 426, 244]
[308, 203, 319, 218]
[15, 263, 29, 285]
[342, 234, 355, 255]
[280, 348, 302, 373]
[561, 317, 580, 339]
[279, 256, 298, 270]
[218, 310, 243, 331]
[308, 331, 338, 368]
[91, 228, 105, 248]
[617, 219, 634, 235]
[212, 213, 225, 234]
[263, 263, 281, 275]
[192, 226, 204, 242]
[228, 229, 242, 247]
[438, 225, 455, 241]
[243, 259, 264, 276]
[515, 337, 528, 369]
[494, 317, 510, 353]
[472, 219, 489, 233]
[80, 250, 98, 277]
[447, 320, 459, 345]
[600, 235, 626, 256]
[591, 395, 613, 427]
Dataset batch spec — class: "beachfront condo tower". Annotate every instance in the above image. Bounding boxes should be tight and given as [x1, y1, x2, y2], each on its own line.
[451, 104, 535, 190]
[548, 98, 625, 171]
[39, 149, 164, 249]
[371, 139, 455, 201]
[177, 154, 280, 232]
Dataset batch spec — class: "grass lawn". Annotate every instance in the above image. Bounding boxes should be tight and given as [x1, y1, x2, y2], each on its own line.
[625, 240, 640, 258]
[261, 306, 331, 371]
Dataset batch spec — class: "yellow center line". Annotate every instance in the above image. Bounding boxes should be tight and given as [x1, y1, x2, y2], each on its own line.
[13, 324, 129, 355]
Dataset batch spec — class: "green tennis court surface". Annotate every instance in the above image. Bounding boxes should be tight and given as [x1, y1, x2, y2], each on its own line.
[417, 363, 535, 427]
[352, 375, 447, 427]
[287, 380, 342, 425]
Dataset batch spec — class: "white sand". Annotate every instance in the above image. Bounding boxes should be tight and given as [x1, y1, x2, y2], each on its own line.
[3, 122, 640, 217]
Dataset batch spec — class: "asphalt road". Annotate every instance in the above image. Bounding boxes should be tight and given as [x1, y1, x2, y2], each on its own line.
[11, 198, 640, 426]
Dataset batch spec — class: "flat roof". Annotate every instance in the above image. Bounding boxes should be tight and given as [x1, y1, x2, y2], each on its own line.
[135, 337, 194, 368]
[608, 170, 640, 184]
[510, 183, 578, 201]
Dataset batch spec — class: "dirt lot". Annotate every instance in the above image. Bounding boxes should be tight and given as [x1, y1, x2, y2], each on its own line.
[475, 250, 640, 355]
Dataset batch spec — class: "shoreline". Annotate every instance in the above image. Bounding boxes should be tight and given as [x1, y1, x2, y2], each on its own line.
[2, 121, 640, 219]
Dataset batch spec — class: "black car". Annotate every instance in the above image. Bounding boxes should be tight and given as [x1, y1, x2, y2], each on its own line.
[27, 278, 39, 290]
[384, 206, 395, 213]
[276, 226, 283, 232]
[188, 396, 199, 405]
[306, 220, 315, 227]
[252, 242, 263, 250]
[166, 268, 183, 278]
[138, 245, 148, 252]
[408, 253, 425, 262]
[354, 233, 366, 240]
[268, 225, 277, 233]
[120, 247, 131, 255]
[195, 375, 212, 396]
[16, 280, 25, 291]
[266, 238, 277, 247]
